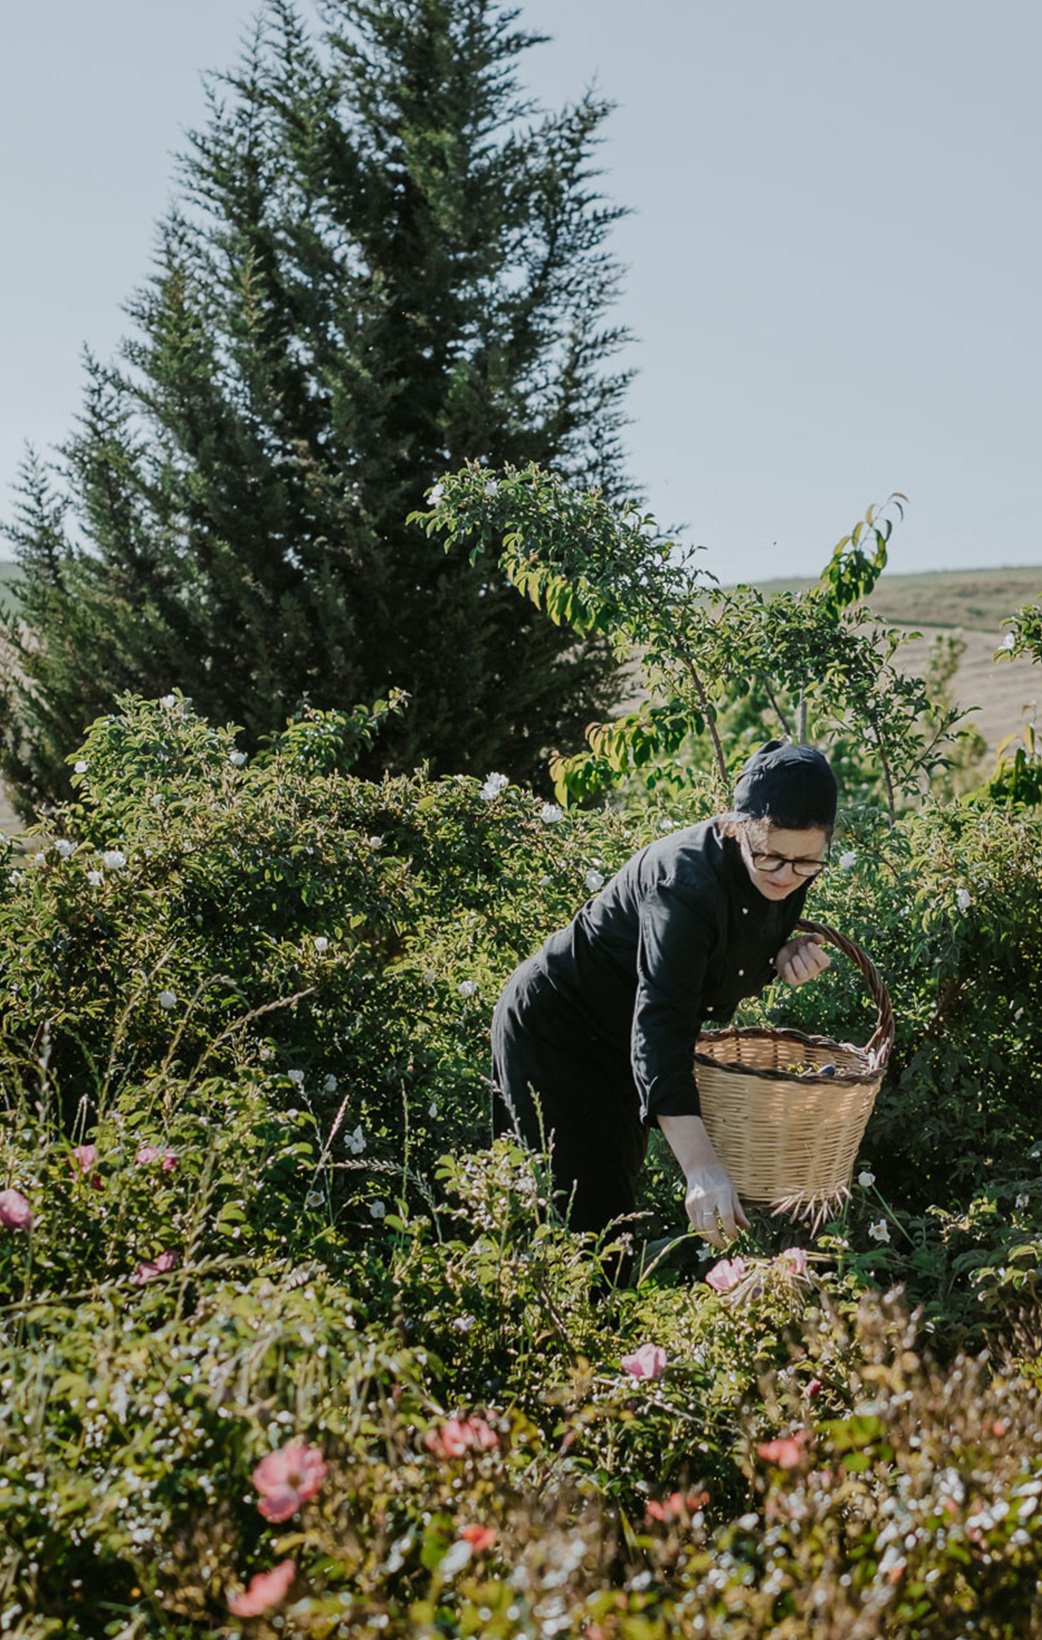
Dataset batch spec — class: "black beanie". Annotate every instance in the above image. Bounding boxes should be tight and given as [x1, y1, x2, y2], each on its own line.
[732, 740, 837, 828]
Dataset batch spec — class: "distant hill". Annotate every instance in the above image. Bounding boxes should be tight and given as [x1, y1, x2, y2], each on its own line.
[750, 565, 1042, 634]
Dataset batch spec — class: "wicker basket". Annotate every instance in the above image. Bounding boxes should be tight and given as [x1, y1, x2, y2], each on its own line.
[693, 919, 894, 1206]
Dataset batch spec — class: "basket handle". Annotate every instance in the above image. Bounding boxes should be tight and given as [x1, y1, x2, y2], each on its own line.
[795, 919, 895, 1069]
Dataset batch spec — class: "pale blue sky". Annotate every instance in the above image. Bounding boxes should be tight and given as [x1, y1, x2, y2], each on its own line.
[2, 1, 1040, 582]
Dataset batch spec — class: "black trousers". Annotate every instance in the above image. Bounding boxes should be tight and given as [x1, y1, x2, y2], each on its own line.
[490, 956, 648, 1237]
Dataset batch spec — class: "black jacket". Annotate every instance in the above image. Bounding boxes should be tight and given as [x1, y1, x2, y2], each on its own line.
[533, 820, 810, 1122]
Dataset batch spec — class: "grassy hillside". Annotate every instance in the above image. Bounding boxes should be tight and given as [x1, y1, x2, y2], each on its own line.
[753, 565, 1042, 633]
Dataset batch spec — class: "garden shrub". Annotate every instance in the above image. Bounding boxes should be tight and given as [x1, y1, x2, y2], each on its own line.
[1, 694, 1041, 1634]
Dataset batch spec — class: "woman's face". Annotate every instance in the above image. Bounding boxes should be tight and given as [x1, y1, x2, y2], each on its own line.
[738, 823, 830, 902]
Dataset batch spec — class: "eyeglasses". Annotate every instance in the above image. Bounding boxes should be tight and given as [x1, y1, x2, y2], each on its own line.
[750, 852, 829, 879]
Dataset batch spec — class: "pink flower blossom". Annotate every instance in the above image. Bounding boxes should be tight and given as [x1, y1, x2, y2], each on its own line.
[227, 1559, 296, 1618]
[706, 1256, 748, 1294]
[459, 1524, 497, 1553]
[132, 1250, 178, 1284]
[806, 1377, 823, 1400]
[0, 1188, 33, 1231]
[778, 1247, 809, 1278]
[644, 1487, 710, 1525]
[252, 1441, 327, 1522]
[134, 1145, 178, 1171]
[757, 1429, 813, 1469]
[70, 1145, 102, 1188]
[423, 1416, 499, 1460]
[620, 1343, 668, 1381]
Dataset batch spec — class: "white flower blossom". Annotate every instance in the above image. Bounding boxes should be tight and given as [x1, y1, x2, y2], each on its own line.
[287, 1069, 305, 1086]
[101, 850, 127, 871]
[585, 869, 605, 893]
[857, 1170, 876, 1189]
[1016, 1193, 1030, 1210]
[323, 1074, 338, 1094]
[427, 482, 444, 504]
[659, 818, 676, 832]
[484, 479, 499, 497]
[438, 1540, 473, 1578]
[367, 835, 384, 850]
[158, 991, 177, 1011]
[868, 1219, 890, 1243]
[1001, 632, 1016, 650]
[229, 750, 247, 768]
[87, 870, 104, 887]
[305, 1190, 324, 1208]
[458, 980, 478, 998]
[540, 802, 563, 824]
[54, 839, 75, 859]
[74, 760, 89, 775]
[159, 695, 176, 710]
[955, 886, 972, 913]
[370, 1199, 387, 1220]
[151, 793, 165, 808]
[839, 850, 857, 870]
[313, 936, 329, 953]
[451, 1314, 476, 1333]
[429, 1102, 439, 1119]
[347, 1126, 366, 1155]
[479, 771, 509, 802]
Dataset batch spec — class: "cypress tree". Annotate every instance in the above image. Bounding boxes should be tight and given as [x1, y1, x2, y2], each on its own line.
[1, 0, 632, 812]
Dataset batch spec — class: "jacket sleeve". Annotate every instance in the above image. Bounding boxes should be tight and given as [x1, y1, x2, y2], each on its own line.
[630, 880, 719, 1122]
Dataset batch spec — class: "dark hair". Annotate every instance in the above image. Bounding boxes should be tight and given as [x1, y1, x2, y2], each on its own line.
[718, 814, 834, 848]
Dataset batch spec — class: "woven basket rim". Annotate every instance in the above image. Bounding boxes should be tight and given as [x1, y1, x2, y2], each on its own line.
[693, 1024, 882, 1087]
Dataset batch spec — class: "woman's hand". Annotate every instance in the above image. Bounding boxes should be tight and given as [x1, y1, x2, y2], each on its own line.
[775, 933, 831, 987]
[684, 1163, 749, 1248]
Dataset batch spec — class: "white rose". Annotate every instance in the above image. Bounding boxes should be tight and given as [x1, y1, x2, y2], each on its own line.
[479, 771, 509, 802]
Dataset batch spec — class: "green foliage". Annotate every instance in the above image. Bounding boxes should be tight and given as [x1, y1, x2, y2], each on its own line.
[0, 696, 1040, 1632]
[1001, 600, 1042, 666]
[415, 469, 965, 818]
[988, 722, 1042, 808]
[0, 0, 633, 815]
[0, 695, 642, 1201]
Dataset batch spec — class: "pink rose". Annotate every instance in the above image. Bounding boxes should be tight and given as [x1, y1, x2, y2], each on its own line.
[778, 1247, 809, 1278]
[757, 1429, 813, 1469]
[459, 1524, 497, 1553]
[252, 1441, 327, 1522]
[620, 1343, 668, 1381]
[423, 1416, 499, 1460]
[132, 1249, 178, 1284]
[135, 1146, 178, 1171]
[0, 1188, 33, 1231]
[706, 1256, 748, 1294]
[70, 1145, 102, 1188]
[644, 1487, 709, 1524]
[228, 1559, 296, 1618]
